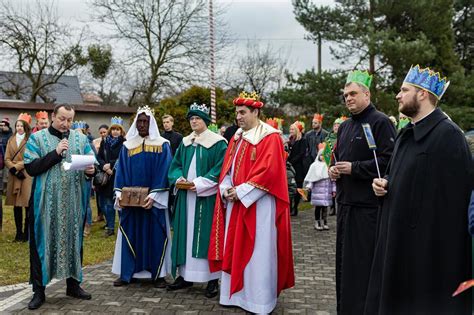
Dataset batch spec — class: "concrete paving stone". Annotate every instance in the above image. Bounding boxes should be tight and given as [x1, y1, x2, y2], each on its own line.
[129, 307, 152, 314]
[3, 208, 337, 313]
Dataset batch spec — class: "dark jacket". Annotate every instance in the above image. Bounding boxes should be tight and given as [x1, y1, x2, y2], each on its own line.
[333, 104, 396, 207]
[288, 137, 308, 186]
[223, 124, 239, 143]
[0, 126, 13, 153]
[365, 108, 474, 314]
[97, 136, 125, 197]
[286, 161, 297, 198]
[304, 128, 329, 161]
[162, 130, 183, 156]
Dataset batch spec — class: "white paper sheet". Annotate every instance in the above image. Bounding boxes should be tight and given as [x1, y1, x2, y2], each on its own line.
[63, 154, 96, 171]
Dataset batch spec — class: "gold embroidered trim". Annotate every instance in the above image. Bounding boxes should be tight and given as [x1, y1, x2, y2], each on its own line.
[234, 141, 248, 179]
[248, 181, 269, 192]
[155, 238, 168, 280]
[215, 203, 221, 260]
[119, 224, 136, 258]
[128, 144, 163, 157]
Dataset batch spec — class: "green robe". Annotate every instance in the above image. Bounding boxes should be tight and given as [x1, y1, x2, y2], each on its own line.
[168, 130, 227, 277]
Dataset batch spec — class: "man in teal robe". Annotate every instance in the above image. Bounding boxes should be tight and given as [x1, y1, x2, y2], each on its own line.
[24, 104, 96, 310]
[167, 103, 227, 298]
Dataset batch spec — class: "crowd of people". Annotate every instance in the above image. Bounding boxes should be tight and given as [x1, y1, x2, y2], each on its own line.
[0, 64, 473, 314]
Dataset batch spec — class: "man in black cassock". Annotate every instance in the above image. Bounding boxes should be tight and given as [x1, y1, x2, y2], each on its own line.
[329, 70, 396, 314]
[367, 65, 474, 314]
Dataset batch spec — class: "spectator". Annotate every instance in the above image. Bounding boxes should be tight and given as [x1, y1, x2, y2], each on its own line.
[161, 114, 183, 156]
[97, 119, 125, 236]
[304, 113, 328, 162]
[5, 114, 33, 241]
[288, 121, 308, 216]
[92, 124, 109, 223]
[305, 143, 336, 230]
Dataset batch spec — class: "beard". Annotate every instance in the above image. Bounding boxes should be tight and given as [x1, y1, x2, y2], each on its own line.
[399, 94, 420, 118]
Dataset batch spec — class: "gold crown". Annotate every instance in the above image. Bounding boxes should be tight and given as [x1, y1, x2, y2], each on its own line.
[239, 91, 260, 101]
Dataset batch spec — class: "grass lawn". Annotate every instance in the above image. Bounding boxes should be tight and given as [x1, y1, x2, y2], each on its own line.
[0, 197, 117, 286]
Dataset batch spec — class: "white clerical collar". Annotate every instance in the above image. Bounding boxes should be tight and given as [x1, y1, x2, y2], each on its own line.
[182, 128, 226, 149]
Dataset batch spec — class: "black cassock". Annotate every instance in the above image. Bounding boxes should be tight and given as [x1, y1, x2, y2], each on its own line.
[365, 108, 474, 314]
[334, 104, 396, 315]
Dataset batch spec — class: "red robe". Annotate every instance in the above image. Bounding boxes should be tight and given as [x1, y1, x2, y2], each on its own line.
[208, 128, 295, 297]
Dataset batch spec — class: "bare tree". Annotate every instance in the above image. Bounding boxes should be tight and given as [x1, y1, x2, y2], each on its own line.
[223, 41, 289, 100]
[91, 0, 217, 105]
[0, 0, 87, 103]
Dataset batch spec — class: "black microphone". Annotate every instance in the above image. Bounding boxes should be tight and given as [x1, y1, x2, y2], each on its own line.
[61, 132, 69, 158]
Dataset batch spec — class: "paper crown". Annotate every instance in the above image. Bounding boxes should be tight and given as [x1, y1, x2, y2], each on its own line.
[111, 116, 123, 126]
[313, 113, 324, 122]
[266, 118, 278, 129]
[137, 105, 155, 116]
[17, 113, 32, 125]
[208, 123, 219, 133]
[265, 117, 284, 130]
[293, 120, 305, 132]
[72, 121, 87, 130]
[346, 70, 373, 89]
[334, 116, 348, 125]
[233, 91, 264, 108]
[189, 102, 210, 114]
[35, 111, 48, 120]
[403, 65, 450, 100]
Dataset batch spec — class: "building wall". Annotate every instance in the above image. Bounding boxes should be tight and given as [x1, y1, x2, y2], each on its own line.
[0, 109, 133, 138]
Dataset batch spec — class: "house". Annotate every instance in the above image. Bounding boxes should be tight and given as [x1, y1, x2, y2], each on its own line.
[0, 71, 84, 104]
[0, 72, 136, 137]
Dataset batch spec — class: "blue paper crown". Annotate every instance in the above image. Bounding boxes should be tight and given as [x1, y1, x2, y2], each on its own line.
[72, 121, 86, 129]
[403, 65, 450, 100]
[189, 102, 210, 114]
[111, 116, 123, 126]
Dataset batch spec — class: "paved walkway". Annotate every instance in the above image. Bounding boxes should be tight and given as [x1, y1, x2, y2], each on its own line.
[1, 206, 336, 314]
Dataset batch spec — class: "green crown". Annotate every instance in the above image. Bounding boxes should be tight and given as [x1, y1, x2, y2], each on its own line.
[346, 70, 373, 89]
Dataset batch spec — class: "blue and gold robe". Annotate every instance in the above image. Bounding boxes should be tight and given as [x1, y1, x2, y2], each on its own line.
[113, 138, 172, 282]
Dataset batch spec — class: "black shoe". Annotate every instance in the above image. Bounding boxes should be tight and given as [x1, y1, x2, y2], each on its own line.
[205, 279, 219, 298]
[154, 277, 169, 289]
[113, 278, 129, 287]
[66, 286, 92, 300]
[104, 229, 114, 237]
[166, 276, 192, 291]
[14, 232, 22, 242]
[28, 291, 45, 310]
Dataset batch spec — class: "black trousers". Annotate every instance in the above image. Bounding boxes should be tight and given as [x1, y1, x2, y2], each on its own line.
[336, 204, 378, 315]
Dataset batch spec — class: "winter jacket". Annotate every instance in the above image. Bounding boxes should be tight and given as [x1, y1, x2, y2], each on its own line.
[308, 178, 335, 207]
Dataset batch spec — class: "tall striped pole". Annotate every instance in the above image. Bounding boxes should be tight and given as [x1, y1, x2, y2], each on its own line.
[209, 0, 217, 123]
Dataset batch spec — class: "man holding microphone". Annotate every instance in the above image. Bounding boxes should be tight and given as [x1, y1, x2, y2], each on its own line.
[24, 104, 96, 310]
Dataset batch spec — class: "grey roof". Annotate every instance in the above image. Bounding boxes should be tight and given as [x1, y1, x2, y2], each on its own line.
[0, 71, 83, 105]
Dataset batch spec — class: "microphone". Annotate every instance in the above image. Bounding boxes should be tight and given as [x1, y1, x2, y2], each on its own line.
[61, 132, 69, 158]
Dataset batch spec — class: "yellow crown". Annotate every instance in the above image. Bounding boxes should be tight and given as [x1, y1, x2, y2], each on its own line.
[238, 91, 260, 101]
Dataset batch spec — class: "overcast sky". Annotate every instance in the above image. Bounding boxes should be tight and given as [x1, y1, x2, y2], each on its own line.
[53, 0, 338, 75]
